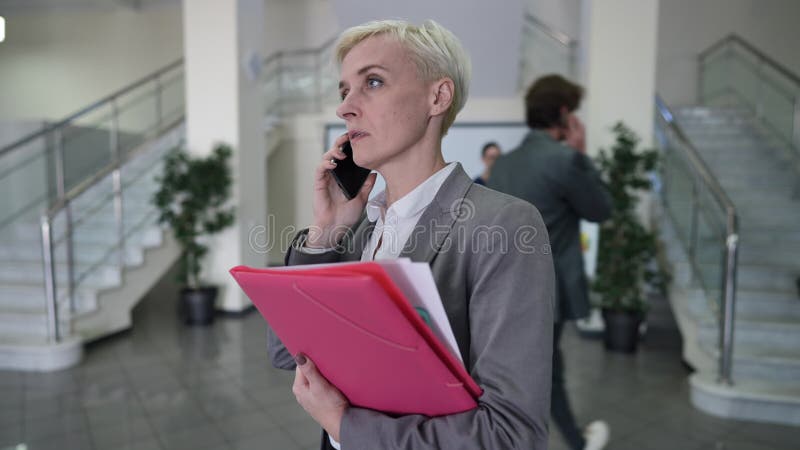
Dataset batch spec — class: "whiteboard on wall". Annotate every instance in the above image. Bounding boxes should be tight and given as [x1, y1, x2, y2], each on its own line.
[324, 122, 529, 197]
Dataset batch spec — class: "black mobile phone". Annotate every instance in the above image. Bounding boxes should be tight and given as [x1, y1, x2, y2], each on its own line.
[331, 141, 371, 200]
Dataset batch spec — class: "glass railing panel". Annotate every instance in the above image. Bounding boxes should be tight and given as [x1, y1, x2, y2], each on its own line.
[0, 135, 50, 242]
[262, 68, 281, 117]
[701, 50, 730, 104]
[519, 19, 575, 90]
[120, 143, 169, 241]
[727, 49, 761, 109]
[260, 38, 338, 118]
[694, 180, 727, 315]
[760, 72, 796, 147]
[72, 181, 119, 289]
[117, 87, 159, 157]
[661, 137, 696, 244]
[59, 106, 114, 196]
[656, 107, 730, 322]
[160, 72, 185, 126]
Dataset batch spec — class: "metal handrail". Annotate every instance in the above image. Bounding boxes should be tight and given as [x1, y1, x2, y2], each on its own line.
[699, 34, 800, 87]
[656, 95, 739, 385]
[523, 12, 577, 48]
[0, 59, 183, 159]
[656, 98, 738, 214]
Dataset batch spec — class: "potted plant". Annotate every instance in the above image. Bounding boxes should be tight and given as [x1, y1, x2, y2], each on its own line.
[153, 143, 235, 325]
[593, 122, 668, 353]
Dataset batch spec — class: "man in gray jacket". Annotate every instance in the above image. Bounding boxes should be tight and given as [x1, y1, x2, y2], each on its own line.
[489, 74, 613, 450]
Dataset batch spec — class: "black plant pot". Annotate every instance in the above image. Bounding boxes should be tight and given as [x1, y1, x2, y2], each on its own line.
[602, 309, 643, 353]
[180, 286, 218, 326]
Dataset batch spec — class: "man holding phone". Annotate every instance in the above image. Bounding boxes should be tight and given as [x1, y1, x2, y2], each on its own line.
[489, 74, 612, 450]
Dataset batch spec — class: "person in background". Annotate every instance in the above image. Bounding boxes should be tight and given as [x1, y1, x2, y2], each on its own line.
[473, 141, 501, 185]
[489, 74, 613, 450]
[267, 19, 555, 450]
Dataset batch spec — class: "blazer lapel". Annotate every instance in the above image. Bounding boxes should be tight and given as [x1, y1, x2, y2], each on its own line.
[400, 163, 474, 263]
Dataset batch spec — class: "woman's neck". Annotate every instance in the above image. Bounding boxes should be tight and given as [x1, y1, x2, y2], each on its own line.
[380, 135, 446, 207]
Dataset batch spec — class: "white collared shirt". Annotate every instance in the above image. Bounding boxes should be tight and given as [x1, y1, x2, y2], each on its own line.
[361, 163, 457, 261]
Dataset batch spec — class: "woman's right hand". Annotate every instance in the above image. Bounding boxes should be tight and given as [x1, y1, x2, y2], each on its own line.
[306, 133, 377, 249]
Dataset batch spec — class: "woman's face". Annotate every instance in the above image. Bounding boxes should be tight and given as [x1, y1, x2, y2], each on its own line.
[336, 35, 434, 170]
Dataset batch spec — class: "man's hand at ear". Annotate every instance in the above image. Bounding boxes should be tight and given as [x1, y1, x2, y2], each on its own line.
[564, 113, 586, 154]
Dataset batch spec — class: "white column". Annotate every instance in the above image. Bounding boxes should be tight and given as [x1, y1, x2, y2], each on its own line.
[183, 0, 267, 311]
[581, 0, 659, 156]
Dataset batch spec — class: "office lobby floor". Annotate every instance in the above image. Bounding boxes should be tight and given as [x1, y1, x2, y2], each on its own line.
[1, 270, 796, 450]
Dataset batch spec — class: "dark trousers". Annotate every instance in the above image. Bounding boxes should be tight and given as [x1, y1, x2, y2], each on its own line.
[552, 321, 586, 450]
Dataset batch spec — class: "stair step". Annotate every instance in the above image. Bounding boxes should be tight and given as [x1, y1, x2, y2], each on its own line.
[691, 243, 800, 270]
[690, 372, 800, 426]
[7, 207, 158, 241]
[1, 223, 163, 249]
[697, 317, 800, 353]
[0, 242, 145, 267]
[699, 343, 800, 382]
[736, 298, 800, 322]
[0, 310, 72, 340]
[0, 260, 121, 288]
[672, 260, 798, 293]
[0, 283, 99, 313]
[680, 285, 800, 324]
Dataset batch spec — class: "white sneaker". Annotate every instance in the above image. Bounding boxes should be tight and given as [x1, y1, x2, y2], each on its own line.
[583, 420, 610, 450]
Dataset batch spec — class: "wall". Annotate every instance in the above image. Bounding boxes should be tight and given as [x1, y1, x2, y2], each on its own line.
[330, 0, 525, 98]
[264, 0, 339, 54]
[0, 5, 183, 121]
[657, 0, 800, 106]
[583, 0, 658, 155]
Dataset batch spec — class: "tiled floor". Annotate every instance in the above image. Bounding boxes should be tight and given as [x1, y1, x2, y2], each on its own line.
[1, 268, 797, 450]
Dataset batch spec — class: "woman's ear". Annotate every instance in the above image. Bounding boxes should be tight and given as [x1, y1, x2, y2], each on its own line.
[429, 78, 455, 117]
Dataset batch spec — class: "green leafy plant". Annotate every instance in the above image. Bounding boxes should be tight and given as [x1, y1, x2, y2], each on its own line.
[593, 122, 668, 312]
[153, 144, 235, 289]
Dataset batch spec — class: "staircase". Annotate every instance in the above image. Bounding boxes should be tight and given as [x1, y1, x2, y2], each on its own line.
[0, 60, 186, 371]
[0, 34, 337, 370]
[660, 105, 800, 425]
[0, 125, 183, 371]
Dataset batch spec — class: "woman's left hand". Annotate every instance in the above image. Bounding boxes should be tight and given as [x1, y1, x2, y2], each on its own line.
[292, 354, 349, 442]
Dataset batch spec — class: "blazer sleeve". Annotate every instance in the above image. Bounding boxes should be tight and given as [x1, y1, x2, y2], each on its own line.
[339, 201, 556, 449]
[560, 151, 613, 223]
[266, 229, 346, 370]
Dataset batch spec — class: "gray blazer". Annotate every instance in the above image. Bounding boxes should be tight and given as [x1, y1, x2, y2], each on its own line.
[489, 130, 612, 321]
[267, 164, 555, 449]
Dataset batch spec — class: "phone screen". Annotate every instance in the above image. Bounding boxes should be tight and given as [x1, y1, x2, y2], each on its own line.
[330, 141, 371, 200]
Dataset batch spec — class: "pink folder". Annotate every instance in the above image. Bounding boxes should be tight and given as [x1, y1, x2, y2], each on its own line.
[229, 262, 482, 417]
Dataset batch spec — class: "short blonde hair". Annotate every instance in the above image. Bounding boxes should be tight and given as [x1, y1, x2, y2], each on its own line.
[335, 19, 471, 135]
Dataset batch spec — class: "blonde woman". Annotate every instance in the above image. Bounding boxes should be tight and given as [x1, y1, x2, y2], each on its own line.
[268, 19, 555, 450]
